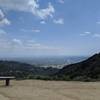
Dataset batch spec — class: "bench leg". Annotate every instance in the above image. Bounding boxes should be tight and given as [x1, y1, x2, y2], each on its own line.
[6, 79, 10, 86]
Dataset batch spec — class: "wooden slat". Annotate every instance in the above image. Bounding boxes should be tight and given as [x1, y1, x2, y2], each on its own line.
[0, 76, 15, 79]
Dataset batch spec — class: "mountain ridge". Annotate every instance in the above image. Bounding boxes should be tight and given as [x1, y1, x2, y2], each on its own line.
[56, 53, 100, 81]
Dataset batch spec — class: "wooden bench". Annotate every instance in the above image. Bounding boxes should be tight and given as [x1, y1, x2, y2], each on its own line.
[0, 77, 15, 86]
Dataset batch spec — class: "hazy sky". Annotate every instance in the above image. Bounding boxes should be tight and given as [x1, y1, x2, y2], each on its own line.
[0, 0, 100, 57]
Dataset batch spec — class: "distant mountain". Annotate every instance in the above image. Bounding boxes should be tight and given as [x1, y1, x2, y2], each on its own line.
[56, 53, 100, 81]
[0, 61, 59, 79]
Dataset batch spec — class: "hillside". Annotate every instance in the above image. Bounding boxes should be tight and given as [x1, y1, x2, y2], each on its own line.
[0, 61, 59, 79]
[0, 53, 100, 81]
[56, 53, 100, 81]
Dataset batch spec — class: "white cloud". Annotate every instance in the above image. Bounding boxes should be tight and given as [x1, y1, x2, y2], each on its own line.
[0, 0, 55, 20]
[0, 32, 64, 56]
[0, 18, 11, 26]
[12, 39, 23, 45]
[0, 9, 11, 26]
[0, 29, 6, 35]
[35, 3, 55, 19]
[58, 0, 64, 4]
[85, 32, 91, 34]
[32, 29, 40, 33]
[0, 9, 4, 18]
[96, 21, 100, 24]
[40, 20, 46, 24]
[93, 34, 100, 38]
[0, 0, 38, 12]
[80, 32, 91, 36]
[80, 32, 100, 39]
[21, 28, 40, 33]
[53, 18, 64, 24]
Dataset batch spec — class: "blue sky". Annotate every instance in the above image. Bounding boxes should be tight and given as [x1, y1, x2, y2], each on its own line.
[0, 0, 100, 57]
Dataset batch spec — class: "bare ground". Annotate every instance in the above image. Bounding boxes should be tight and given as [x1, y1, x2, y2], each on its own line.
[0, 80, 100, 100]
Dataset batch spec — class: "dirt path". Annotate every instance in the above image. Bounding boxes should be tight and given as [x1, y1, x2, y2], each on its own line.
[0, 80, 100, 100]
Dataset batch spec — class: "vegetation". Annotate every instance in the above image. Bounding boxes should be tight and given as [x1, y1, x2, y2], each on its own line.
[0, 53, 100, 81]
[55, 53, 100, 81]
[0, 61, 59, 80]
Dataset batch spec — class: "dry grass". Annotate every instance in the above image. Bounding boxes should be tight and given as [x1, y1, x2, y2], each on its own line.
[0, 80, 100, 100]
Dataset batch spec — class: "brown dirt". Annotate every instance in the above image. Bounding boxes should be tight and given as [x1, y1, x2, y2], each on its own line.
[0, 80, 100, 100]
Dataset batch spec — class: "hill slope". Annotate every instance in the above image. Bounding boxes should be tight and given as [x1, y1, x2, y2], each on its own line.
[0, 61, 59, 79]
[56, 53, 100, 81]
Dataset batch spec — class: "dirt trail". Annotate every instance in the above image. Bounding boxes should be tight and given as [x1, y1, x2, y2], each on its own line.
[0, 80, 100, 100]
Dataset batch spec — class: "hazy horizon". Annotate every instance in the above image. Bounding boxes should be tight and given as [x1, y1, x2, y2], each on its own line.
[0, 55, 88, 67]
[0, 54, 89, 59]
